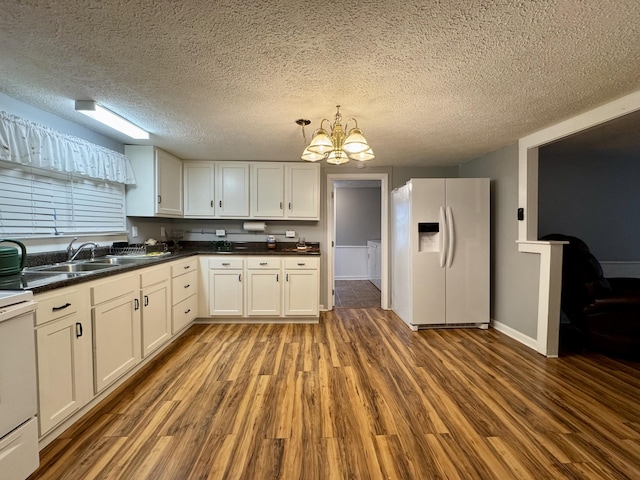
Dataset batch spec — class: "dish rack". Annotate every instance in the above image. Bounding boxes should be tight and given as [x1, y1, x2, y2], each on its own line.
[108, 243, 168, 256]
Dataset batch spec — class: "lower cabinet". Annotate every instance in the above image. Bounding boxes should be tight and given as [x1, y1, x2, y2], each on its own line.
[91, 275, 141, 393]
[206, 255, 319, 319]
[34, 287, 91, 436]
[246, 257, 281, 316]
[209, 258, 244, 316]
[140, 265, 171, 357]
[284, 257, 319, 316]
[171, 258, 199, 333]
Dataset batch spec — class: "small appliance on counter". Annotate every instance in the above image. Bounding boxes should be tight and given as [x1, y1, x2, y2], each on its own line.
[267, 235, 276, 249]
[0, 239, 27, 276]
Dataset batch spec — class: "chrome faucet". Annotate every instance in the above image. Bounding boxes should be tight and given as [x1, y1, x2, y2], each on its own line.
[68, 242, 99, 262]
[66, 237, 78, 261]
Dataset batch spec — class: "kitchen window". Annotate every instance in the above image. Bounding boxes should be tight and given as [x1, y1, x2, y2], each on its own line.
[0, 162, 126, 237]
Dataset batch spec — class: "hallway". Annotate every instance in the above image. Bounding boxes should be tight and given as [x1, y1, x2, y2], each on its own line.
[334, 280, 381, 308]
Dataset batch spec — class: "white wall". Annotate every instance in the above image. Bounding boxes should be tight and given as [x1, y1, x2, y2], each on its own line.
[460, 144, 540, 340]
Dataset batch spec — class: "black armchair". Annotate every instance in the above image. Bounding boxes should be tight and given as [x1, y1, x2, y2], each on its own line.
[541, 234, 640, 358]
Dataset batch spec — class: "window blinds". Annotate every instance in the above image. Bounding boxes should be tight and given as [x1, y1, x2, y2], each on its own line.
[0, 163, 126, 236]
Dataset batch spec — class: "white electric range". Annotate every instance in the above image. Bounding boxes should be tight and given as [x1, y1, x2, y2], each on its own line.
[0, 290, 39, 480]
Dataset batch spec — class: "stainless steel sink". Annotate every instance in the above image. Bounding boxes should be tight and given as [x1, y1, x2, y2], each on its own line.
[94, 256, 157, 265]
[26, 262, 117, 273]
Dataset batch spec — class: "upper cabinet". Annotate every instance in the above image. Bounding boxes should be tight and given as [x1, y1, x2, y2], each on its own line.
[183, 161, 216, 217]
[216, 162, 250, 217]
[125, 146, 183, 217]
[251, 162, 285, 218]
[286, 163, 320, 220]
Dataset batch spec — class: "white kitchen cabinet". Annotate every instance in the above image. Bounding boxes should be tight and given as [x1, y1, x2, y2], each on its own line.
[284, 257, 320, 316]
[171, 257, 199, 333]
[209, 257, 244, 316]
[91, 274, 141, 393]
[140, 265, 171, 357]
[246, 257, 282, 316]
[285, 163, 320, 220]
[216, 162, 250, 217]
[125, 145, 184, 217]
[250, 162, 285, 218]
[34, 287, 92, 436]
[183, 161, 216, 217]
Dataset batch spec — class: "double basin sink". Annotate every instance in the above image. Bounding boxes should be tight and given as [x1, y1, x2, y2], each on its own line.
[24, 256, 161, 276]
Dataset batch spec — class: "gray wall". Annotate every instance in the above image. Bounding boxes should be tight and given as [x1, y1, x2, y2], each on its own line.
[460, 144, 540, 339]
[538, 151, 640, 261]
[335, 187, 381, 246]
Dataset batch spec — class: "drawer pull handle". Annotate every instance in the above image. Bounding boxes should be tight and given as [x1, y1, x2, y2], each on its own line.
[184, 308, 191, 314]
[222, 262, 230, 266]
[184, 265, 190, 269]
[134, 298, 140, 311]
[184, 284, 190, 289]
[211, 200, 214, 207]
[286, 274, 289, 281]
[144, 295, 149, 307]
[158, 195, 162, 204]
[280, 202, 283, 209]
[238, 274, 242, 282]
[276, 274, 279, 282]
[75, 322, 83, 338]
[52, 302, 71, 312]
[297, 262, 306, 266]
[260, 262, 268, 266]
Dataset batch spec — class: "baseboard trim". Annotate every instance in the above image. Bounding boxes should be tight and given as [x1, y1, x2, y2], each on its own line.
[491, 319, 538, 351]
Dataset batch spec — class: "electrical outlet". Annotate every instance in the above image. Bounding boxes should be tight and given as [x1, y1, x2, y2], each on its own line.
[216, 229, 226, 237]
[160, 227, 166, 237]
[131, 226, 138, 238]
[285, 230, 295, 238]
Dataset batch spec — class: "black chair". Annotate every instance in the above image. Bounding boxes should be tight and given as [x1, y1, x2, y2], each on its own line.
[541, 234, 640, 358]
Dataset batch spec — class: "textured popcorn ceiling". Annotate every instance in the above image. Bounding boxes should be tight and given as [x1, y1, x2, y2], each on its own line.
[1, 1, 639, 166]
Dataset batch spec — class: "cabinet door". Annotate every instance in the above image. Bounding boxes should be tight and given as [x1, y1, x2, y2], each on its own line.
[156, 149, 183, 216]
[36, 314, 83, 435]
[286, 163, 320, 219]
[216, 162, 250, 217]
[251, 162, 284, 218]
[184, 161, 215, 217]
[209, 270, 244, 315]
[284, 269, 319, 316]
[247, 270, 281, 316]
[93, 292, 141, 393]
[141, 281, 171, 357]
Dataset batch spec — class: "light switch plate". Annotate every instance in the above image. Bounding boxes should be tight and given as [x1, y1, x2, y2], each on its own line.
[285, 230, 295, 238]
[131, 226, 138, 238]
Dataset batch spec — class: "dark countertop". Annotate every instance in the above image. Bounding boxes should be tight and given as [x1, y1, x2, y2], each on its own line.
[0, 241, 320, 294]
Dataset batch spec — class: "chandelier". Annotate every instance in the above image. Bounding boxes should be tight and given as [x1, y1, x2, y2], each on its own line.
[300, 105, 374, 165]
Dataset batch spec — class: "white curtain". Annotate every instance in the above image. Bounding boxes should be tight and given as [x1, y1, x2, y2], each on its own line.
[0, 110, 136, 184]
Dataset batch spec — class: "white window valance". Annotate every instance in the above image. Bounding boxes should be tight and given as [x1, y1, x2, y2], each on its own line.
[0, 110, 136, 185]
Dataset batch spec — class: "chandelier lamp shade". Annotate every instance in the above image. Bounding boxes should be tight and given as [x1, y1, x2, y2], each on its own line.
[75, 100, 150, 140]
[301, 105, 374, 165]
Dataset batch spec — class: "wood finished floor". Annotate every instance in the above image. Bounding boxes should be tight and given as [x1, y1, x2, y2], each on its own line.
[30, 308, 640, 480]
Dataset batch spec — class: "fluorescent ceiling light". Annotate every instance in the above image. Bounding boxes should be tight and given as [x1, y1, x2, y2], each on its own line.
[75, 100, 149, 139]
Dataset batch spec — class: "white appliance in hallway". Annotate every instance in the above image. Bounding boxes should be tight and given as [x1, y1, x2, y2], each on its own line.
[0, 290, 39, 480]
[391, 178, 490, 329]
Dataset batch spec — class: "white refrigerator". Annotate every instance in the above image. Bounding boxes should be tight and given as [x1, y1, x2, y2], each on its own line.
[391, 178, 490, 329]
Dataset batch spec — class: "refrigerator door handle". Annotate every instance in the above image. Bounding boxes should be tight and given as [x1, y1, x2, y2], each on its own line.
[446, 206, 455, 267]
[439, 206, 447, 268]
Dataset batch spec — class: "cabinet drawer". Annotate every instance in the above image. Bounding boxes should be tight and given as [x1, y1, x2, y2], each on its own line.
[172, 270, 198, 304]
[36, 288, 82, 326]
[171, 257, 198, 277]
[140, 264, 170, 288]
[91, 274, 138, 306]
[246, 257, 281, 269]
[209, 257, 243, 269]
[172, 294, 198, 334]
[284, 257, 319, 269]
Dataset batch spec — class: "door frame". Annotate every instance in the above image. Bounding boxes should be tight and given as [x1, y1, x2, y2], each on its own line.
[326, 173, 390, 310]
[518, 90, 640, 356]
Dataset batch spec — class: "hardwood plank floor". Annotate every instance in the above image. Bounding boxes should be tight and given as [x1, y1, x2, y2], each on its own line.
[29, 308, 640, 479]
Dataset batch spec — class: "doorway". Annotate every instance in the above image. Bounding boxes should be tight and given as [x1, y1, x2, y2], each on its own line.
[326, 173, 390, 310]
